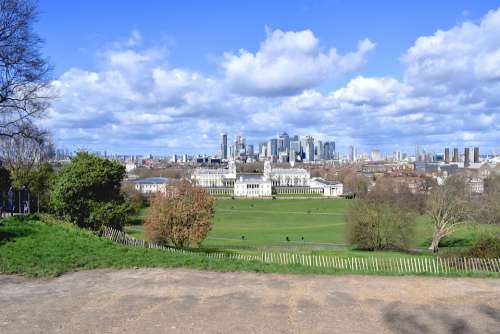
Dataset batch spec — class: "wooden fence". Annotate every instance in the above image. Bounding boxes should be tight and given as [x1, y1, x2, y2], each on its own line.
[101, 227, 500, 275]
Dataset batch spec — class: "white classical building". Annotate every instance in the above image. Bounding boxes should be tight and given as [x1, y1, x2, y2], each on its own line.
[309, 178, 344, 197]
[234, 175, 272, 197]
[133, 177, 170, 194]
[191, 160, 237, 188]
[192, 160, 343, 198]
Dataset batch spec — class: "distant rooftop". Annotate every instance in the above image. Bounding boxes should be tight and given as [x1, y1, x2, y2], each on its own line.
[271, 168, 309, 175]
[133, 177, 171, 184]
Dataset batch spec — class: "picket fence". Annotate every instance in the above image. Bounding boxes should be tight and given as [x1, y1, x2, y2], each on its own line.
[101, 227, 500, 275]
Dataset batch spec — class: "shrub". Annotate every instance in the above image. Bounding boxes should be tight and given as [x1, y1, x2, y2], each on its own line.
[144, 179, 214, 248]
[51, 152, 129, 230]
[464, 235, 500, 258]
[346, 200, 415, 251]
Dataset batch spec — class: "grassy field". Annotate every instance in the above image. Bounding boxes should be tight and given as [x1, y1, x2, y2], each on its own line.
[1, 216, 497, 278]
[125, 198, 499, 253]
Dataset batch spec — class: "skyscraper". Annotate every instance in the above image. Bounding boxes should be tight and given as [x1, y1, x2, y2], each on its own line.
[220, 133, 228, 160]
[304, 136, 314, 161]
[278, 132, 290, 153]
[349, 145, 356, 162]
[316, 140, 323, 160]
[464, 147, 470, 167]
[444, 147, 450, 163]
[323, 141, 336, 160]
[268, 138, 278, 159]
[474, 147, 479, 163]
[453, 147, 459, 162]
[289, 139, 301, 162]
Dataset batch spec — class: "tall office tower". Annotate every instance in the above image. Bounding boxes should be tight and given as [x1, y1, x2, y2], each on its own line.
[259, 142, 267, 159]
[444, 147, 450, 163]
[452, 147, 459, 162]
[290, 139, 300, 161]
[464, 147, 470, 167]
[393, 151, 402, 161]
[304, 136, 315, 161]
[220, 133, 228, 160]
[349, 145, 356, 162]
[473, 147, 479, 163]
[415, 144, 420, 161]
[247, 144, 254, 156]
[323, 142, 331, 160]
[278, 132, 290, 153]
[268, 138, 278, 159]
[316, 140, 323, 160]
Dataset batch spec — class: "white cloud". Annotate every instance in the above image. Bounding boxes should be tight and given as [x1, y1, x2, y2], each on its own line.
[46, 11, 500, 154]
[221, 28, 375, 96]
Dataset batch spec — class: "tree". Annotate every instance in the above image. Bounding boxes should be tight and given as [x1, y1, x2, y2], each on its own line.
[0, 129, 51, 189]
[145, 179, 215, 248]
[0, 0, 51, 139]
[121, 182, 144, 216]
[426, 175, 472, 253]
[474, 174, 500, 225]
[337, 168, 368, 197]
[0, 164, 10, 208]
[26, 161, 53, 212]
[346, 178, 417, 251]
[51, 152, 129, 230]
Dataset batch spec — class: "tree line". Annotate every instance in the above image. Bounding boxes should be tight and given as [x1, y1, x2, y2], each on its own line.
[346, 174, 500, 255]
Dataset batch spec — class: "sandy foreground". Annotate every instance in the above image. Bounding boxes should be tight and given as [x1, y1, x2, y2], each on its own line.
[1, 268, 499, 334]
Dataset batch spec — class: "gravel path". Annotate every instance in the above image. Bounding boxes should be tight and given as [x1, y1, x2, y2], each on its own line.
[1, 269, 499, 333]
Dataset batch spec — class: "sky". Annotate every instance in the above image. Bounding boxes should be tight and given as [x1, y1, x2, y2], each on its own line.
[36, 0, 500, 155]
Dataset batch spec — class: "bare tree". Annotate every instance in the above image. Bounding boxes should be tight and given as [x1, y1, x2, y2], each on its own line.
[426, 176, 472, 253]
[0, 127, 51, 188]
[475, 174, 500, 225]
[0, 0, 51, 139]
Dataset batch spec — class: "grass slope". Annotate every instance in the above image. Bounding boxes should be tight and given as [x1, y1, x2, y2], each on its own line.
[1, 216, 399, 278]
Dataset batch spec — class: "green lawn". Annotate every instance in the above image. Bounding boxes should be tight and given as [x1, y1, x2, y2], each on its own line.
[0, 216, 442, 278]
[126, 198, 499, 253]
[0, 216, 326, 277]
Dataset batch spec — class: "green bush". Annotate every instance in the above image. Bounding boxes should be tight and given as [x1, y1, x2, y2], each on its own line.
[464, 235, 500, 258]
[51, 152, 130, 230]
[346, 200, 415, 251]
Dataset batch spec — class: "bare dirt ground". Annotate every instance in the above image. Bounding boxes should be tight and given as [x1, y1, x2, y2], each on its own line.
[0, 269, 499, 334]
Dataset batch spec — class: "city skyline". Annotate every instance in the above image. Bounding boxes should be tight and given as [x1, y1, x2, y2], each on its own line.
[36, 1, 500, 154]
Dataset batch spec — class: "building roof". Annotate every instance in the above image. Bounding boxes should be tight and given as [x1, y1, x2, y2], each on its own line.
[235, 175, 271, 184]
[311, 178, 342, 186]
[133, 177, 171, 184]
[271, 168, 309, 175]
[193, 168, 233, 175]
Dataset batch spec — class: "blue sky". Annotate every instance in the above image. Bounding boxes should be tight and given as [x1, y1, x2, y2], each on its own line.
[36, 1, 500, 155]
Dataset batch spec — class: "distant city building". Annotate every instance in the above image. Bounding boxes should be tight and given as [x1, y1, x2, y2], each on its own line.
[278, 132, 290, 153]
[474, 147, 480, 163]
[133, 177, 170, 194]
[444, 147, 450, 163]
[349, 146, 356, 162]
[220, 133, 228, 160]
[453, 147, 459, 162]
[268, 138, 278, 159]
[464, 147, 470, 167]
[304, 136, 314, 161]
[323, 141, 336, 160]
[316, 140, 323, 160]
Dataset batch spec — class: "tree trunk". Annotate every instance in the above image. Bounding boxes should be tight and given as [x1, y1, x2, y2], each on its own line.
[429, 233, 441, 253]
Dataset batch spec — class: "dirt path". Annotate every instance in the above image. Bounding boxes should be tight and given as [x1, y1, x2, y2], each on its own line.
[1, 269, 499, 333]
